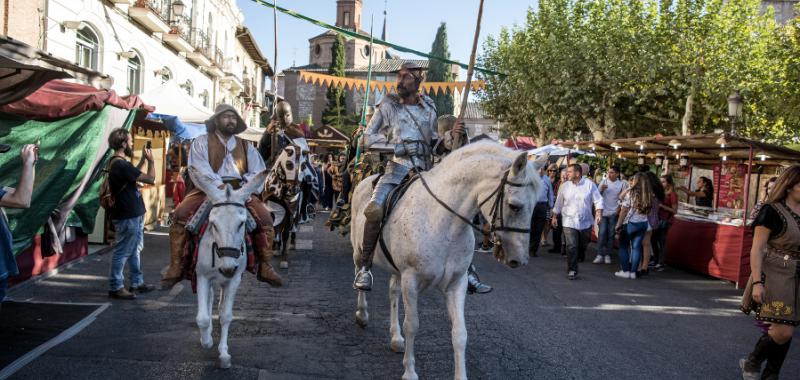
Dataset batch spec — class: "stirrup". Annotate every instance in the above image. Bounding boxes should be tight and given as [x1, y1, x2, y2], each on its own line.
[353, 268, 373, 291]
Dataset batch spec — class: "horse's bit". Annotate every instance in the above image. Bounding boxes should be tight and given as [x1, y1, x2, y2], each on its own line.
[209, 202, 247, 268]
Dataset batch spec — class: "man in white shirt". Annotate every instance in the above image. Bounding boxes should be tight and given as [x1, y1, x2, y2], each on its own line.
[162, 104, 281, 290]
[594, 165, 627, 264]
[551, 164, 603, 279]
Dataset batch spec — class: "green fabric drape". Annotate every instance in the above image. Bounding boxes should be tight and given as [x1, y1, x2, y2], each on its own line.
[248, 0, 507, 78]
[0, 106, 135, 255]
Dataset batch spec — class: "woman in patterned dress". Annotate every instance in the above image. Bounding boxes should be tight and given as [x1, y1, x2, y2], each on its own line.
[740, 165, 800, 379]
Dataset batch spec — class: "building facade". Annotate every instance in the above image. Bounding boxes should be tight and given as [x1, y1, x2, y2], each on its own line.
[2, 0, 270, 127]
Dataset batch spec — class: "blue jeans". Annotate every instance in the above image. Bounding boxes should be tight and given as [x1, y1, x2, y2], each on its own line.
[618, 222, 648, 272]
[109, 216, 144, 291]
[597, 214, 618, 257]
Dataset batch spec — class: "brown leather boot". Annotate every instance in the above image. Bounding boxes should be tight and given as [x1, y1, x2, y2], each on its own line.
[254, 227, 282, 287]
[161, 223, 186, 290]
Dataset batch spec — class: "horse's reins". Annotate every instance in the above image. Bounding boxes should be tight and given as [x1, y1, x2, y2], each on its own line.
[209, 202, 247, 269]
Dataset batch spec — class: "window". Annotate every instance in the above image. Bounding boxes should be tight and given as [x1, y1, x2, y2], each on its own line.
[314, 44, 321, 56]
[364, 45, 370, 57]
[75, 26, 99, 71]
[200, 90, 209, 107]
[343, 11, 351, 27]
[182, 80, 193, 96]
[127, 54, 142, 95]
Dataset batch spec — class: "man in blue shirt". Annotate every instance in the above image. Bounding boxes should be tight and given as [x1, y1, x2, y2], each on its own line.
[0, 143, 37, 306]
[529, 165, 554, 257]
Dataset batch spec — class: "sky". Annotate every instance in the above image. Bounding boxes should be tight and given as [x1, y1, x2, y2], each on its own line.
[236, 0, 536, 80]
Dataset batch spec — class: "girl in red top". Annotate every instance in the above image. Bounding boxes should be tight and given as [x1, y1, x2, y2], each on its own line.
[653, 174, 678, 271]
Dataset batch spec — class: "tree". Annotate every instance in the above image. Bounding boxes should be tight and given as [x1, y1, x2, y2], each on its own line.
[322, 35, 347, 128]
[426, 23, 455, 116]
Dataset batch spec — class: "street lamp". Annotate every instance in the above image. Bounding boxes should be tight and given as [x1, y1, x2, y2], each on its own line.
[728, 90, 743, 136]
[172, 0, 186, 18]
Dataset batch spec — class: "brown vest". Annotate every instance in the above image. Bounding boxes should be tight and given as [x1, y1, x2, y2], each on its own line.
[768, 202, 800, 253]
[207, 132, 249, 176]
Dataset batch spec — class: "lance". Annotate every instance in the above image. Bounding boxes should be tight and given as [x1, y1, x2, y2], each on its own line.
[269, 0, 279, 165]
[353, 15, 375, 165]
[454, 0, 485, 150]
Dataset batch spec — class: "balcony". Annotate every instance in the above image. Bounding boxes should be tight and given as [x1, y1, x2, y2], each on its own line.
[130, 0, 170, 34]
[220, 58, 243, 93]
[186, 28, 212, 67]
[163, 18, 192, 52]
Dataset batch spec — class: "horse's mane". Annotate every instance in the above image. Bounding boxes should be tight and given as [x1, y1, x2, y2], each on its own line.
[429, 141, 540, 188]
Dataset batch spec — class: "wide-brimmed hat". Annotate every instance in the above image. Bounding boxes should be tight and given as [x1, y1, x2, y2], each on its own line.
[390, 61, 426, 74]
[0, 144, 10, 154]
[206, 104, 247, 135]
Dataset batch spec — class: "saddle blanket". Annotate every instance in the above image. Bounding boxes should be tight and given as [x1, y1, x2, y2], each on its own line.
[182, 222, 257, 294]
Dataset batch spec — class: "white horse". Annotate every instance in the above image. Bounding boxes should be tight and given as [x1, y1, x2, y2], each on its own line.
[351, 142, 547, 380]
[190, 167, 269, 369]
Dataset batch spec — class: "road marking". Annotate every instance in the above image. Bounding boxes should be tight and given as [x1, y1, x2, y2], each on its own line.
[142, 283, 185, 311]
[293, 239, 313, 250]
[299, 225, 314, 233]
[0, 302, 110, 379]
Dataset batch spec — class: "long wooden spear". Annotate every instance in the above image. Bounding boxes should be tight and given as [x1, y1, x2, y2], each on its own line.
[269, 0, 279, 164]
[353, 15, 375, 164]
[454, 0, 485, 149]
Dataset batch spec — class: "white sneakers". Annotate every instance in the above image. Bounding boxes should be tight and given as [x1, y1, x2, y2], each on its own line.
[593, 255, 613, 264]
[614, 270, 636, 279]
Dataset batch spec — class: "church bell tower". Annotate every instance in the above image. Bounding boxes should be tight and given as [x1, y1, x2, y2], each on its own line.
[336, 0, 362, 31]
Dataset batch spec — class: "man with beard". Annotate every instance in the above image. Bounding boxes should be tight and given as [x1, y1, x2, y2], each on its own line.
[352, 62, 464, 291]
[161, 104, 282, 290]
[105, 129, 156, 299]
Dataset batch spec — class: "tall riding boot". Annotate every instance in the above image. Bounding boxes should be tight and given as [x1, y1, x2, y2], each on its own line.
[761, 338, 791, 380]
[161, 223, 187, 290]
[740, 333, 776, 380]
[255, 228, 282, 287]
[353, 220, 382, 291]
[467, 264, 493, 294]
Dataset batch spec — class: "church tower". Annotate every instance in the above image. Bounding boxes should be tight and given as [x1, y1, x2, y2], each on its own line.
[336, 0, 362, 31]
[308, 0, 387, 69]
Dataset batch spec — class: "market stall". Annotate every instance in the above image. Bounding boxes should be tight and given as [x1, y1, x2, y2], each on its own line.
[561, 133, 800, 287]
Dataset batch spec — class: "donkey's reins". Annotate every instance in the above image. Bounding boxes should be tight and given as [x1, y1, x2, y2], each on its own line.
[209, 202, 248, 268]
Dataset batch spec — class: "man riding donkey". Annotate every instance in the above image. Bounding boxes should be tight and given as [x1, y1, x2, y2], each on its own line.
[161, 104, 282, 290]
[352, 62, 491, 294]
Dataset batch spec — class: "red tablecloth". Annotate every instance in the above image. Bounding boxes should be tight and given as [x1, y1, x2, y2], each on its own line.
[9, 233, 88, 286]
[666, 218, 752, 287]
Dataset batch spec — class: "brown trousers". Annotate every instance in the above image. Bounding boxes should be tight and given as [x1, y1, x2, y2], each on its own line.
[174, 189, 275, 251]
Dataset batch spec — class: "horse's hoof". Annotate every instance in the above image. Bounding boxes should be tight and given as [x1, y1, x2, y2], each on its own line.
[390, 339, 405, 353]
[355, 312, 369, 328]
[200, 336, 213, 349]
[401, 372, 418, 380]
[217, 356, 232, 369]
[279, 261, 289, 269]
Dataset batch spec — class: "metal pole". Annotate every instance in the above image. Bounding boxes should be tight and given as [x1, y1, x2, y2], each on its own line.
[269, 0, 279, 165]
[354, 15, 375, 165]
[454, 0, 485, 149]
[743, 145, 754, 221]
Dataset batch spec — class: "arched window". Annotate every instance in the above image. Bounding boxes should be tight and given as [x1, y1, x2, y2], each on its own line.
[159, 66, 172, 84]
[199, 89, 209, 108]
[181, 80, 193, 96]
[127, 53, 142, 95]
[75, 26, 99, 70]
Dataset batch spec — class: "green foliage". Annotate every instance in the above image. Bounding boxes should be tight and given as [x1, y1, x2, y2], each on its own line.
[479, 0, 800, 144]
[322, 35, 348, 129]
[426, 23, 455, 116]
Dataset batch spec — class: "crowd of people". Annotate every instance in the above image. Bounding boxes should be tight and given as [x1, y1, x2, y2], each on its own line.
[529, 162, 684, 281]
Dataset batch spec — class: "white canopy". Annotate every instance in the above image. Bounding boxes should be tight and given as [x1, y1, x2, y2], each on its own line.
[139, 80, 213, 123]
[527, 144, 594, 157]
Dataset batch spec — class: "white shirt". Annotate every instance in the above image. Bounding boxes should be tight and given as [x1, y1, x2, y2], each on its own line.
[189, 132, 266, 188]
[599, 178, 628, 217]
[621, 193, 649, 224]
[553, 178, 603, 230]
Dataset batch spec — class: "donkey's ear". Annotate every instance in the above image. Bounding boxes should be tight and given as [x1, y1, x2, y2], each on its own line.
[510, 152, 528, 177]
[237, 169, 270, 202]
[532, 153, 549, 170]
[188, 166, 224, 202]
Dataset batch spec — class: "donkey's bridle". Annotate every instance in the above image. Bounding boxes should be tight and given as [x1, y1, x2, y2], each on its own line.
[209, 202, 247, 268]
[416, 169, 531, 235]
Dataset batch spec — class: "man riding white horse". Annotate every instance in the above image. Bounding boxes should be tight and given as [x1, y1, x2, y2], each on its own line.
[353, 62, 490, 292]
[161, 104, 282, 289]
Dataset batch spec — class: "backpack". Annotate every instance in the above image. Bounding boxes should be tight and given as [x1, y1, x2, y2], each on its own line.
[99, 156, 126, 210]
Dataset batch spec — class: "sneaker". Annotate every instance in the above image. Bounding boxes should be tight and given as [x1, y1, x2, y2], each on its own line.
[567, 271, 577, 280]
[629, 272, 637, 280]
[614, 270, 630, 279]
[592, 255, 604, 264]
[129, 284, 156, 293]
[108, 288, 136, 300]
[648, 261, 657, 268]
[654, 264, 665, 272]
[604, 255, 612, 264]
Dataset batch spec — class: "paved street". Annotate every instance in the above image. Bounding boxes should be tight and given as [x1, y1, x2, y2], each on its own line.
[5, 215, 799, 380]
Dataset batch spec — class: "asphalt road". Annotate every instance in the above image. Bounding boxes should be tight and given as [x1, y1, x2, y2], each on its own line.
[5, 214, 799, 379]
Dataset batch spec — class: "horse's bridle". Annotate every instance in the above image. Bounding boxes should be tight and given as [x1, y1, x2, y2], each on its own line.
[209, 202, 247, 268]
[416, 169, 532, 235]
